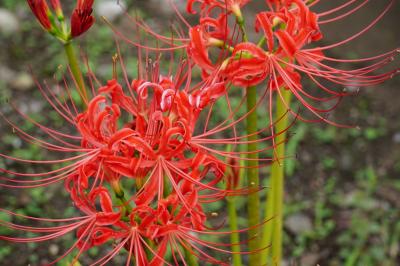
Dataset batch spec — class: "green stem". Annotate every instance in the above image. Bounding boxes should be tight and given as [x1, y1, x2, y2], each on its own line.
[261, 88, 292, 265]
[227, 196, 242, 266]
[63, 41, 88, 105]
[236, 17, 248, 42]
[184, 247, 199, 266]
[111, 180, 130, 218]
[246, 86, 260, 265]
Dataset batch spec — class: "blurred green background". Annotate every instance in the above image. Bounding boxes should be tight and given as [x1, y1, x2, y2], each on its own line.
[0, 1, 399, 265]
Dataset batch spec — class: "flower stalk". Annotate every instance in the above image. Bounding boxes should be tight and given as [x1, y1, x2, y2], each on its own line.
[227, 196, 242, 266]
[246, 85, 260, 265]
[64, 41, 88, 105]
[262, 87, 292, 265]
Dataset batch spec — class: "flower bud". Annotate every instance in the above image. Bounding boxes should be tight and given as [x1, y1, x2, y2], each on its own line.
[27, 0, 52, 31]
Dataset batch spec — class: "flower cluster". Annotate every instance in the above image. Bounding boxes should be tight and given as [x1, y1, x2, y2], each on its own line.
[1, 53, 262, 264]
[66, 75, 231, 263]
[1, 0, 398, 265]
[185, 0, 398, 125]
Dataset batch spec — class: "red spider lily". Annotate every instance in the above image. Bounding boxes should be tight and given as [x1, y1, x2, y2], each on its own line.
[1, 46, 278, 264]
[27, 0, 52, 30]
[187, 14, 233, 78]
[222, 42, 270, 87]
[71, 0, 95, 37]
[212, 0, 398, 126]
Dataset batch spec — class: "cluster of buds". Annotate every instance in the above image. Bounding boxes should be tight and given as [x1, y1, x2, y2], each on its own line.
[27, 0, 94, 42]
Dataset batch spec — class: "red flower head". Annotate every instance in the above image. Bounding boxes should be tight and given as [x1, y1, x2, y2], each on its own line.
[27, 0, 52, 30]
[71, 0, 95, 37]
[0, 63, 255, 263]
[203, 0, 398, 126]
[223, 42, 270, 87]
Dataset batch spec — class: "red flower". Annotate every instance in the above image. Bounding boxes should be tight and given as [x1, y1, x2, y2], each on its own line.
[71, 0, 95, 37]
[187, 17, 231, 77]
[221, 1, 398, 126]
[223, 42, 270, 87]
[2, 39, 269, 262]
[27, 0, 52, 30]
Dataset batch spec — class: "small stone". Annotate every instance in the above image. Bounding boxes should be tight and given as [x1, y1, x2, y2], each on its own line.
[149, 0, 186, 15]
[17, 98, 44, 114]
[48, 244, 59, 256]
[393, 132, 400, 144]
[96, 0, 125, 21]
[301, 253, 319, 266]
[0, 8, 19, 34]
[343, 85, 360, 93]
[11, 72, 34, 91]
[339, 152, 353, 170]
[285, 213, 312, 235]
[0, 65, 16, 84]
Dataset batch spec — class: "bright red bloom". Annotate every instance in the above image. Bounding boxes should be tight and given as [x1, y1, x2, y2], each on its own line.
[71, 0, 95, 37]
[1, 51, 264, 263]
[223, 42, 270, 87]
[215, 0, 398, 125]
[255, 1, 322, 54]
[187, 13, 232, 78]
[27, 0, 52, 30]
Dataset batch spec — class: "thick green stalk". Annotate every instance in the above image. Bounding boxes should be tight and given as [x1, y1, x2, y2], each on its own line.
[63, 41, 88, 105]
[227, 196, 242, 266]
[246, 86, 260, 265]
[261, 88, 292, 265]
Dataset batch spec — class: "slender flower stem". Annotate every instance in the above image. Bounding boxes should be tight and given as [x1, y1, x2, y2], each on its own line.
[227, 196, 242, 266]
[246, 85, 260, 265]
[234, 7, 260, 264]
[261, 88, 292, 266]
[63, 41, 88, 105]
